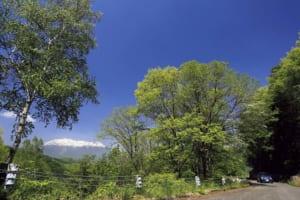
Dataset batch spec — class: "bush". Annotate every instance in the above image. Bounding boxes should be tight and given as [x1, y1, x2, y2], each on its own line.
[86, 182, 135, 200]
[8, 179, 78, 200]
[289, 175, 300, 187]
[143, 173, 193, 199]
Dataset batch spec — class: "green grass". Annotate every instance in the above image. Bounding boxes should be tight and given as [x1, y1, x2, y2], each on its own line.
[189, 180, 250, 198]
[288, 180, 300, 187]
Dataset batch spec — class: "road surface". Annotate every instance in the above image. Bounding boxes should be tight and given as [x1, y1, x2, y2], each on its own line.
[197, 182, 300, 200]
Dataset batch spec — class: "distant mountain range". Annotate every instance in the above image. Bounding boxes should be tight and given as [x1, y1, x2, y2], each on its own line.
[43, 138, 109, 159]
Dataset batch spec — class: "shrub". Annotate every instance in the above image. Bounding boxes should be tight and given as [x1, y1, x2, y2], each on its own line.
[86, 182, 135, 200]
[8, 179, 78, 200]
[143, 173, 193, 199]
[289, 175, 300, 187]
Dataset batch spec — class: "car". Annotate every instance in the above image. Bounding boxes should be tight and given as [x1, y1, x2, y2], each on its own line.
[257, 172, 273, 183]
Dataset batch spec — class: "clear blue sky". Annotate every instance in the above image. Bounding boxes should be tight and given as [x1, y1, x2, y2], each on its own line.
[1, 0, 300, 146]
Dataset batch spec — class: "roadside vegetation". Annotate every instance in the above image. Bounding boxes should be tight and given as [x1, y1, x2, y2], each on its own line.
[0, 155, 250, 200]
[288, 175, 300, 187]
[0, 137, 250, 199]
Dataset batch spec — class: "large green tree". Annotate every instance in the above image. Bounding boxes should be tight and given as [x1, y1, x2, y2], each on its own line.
[135, 61, 258, 178]
[268, 37, 300, 176]
[0, 0, 101, 163]
[178, 61, 258, 178]
[135, 67, 190, 176]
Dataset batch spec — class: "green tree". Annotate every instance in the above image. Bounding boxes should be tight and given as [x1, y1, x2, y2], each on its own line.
[135, 67, 189, 176]
[99, 106, 147, 173]
[97, 147, 132, 177]
[0, 0, 101, 163]
[268, 36, 300, 176]
[179, 61, 258, 178]
[212, 146, 248, 178]
[238, 87, 276, 174]
[135, 61, 258, 178]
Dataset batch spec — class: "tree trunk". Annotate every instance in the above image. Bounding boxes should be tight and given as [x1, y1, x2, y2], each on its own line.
[6, 101, 31, 164]
[202, 156, 207, 179]
[202, 151, 210, 179]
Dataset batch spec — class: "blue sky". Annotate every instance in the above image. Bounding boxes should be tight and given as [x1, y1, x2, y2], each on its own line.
[1, 0, 300, 146]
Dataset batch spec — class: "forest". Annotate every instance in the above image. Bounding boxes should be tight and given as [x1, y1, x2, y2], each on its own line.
[1, 0, 300, 199]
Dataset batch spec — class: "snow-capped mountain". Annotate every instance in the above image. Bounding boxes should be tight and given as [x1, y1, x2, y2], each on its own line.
[45, 138, 106, 148]
[44, 138, 109, 159]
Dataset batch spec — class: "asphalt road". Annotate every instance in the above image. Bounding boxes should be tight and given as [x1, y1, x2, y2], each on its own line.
[197, 182, 300, 200]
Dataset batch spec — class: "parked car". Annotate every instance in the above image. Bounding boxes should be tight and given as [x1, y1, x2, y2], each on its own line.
[257, 172, 273, 183]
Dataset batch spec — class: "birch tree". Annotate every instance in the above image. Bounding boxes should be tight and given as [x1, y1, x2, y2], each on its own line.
[0, 0, 101, 163]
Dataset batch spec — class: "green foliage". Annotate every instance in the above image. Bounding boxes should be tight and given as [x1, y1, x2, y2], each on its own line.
[178, 61, 258, 177]
[0, 0, 101, 129]
[14, 137, 53, 173]
[267, 36, 300, 176]
[239, 87, 276, 173]
[0, 0, 101, 163]
[143, 173, 193, 198]
[4, 139, 250, 199]
[8, 179, 78, 200]
[212, 147, 248, 178]
[6, 137, 78, 199]
[288, 181, 300, 187]
[99, 106, 147, 173]
[97, 147, 135, 177]
[86, 182, 135, 200]
[135, 60, 258, 178]
[0, 127, 9, 162]
[220, 180, 249, 190]
[135, 66, 180, 120]
[192, 178, 249, 195]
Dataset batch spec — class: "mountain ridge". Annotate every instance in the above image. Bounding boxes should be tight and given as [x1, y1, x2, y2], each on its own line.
[43, 138, 109, 159]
